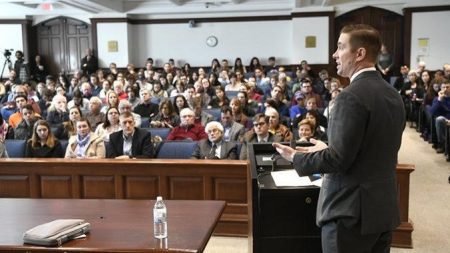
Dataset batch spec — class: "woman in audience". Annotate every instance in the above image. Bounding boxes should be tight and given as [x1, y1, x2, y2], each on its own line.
[419, 70, 431, 91]
[46, 94, 69, 127]
[323, 89, 341, 119]
[208, 86, 229, 109]
[225, 73, 240, 91]
[182, 63, 191, 76]
[297, 119, 315, 143]
[170, 80, 185, 97]
[421, 80, 441, 141]
[208, 73, 221, 88]
[248, 57, 262, 73]
[237, 90, 257, 117]
[209, 58, 221, 75]
[230, 97, 251, 129]
[233, 57, 247, 74]
[57, 73, 69, 91]
[25, 120, 64, 158]
[303, 110, 327, 142]
[14, 104, 40, 140]
[101, 90, 119, 114]
[65, 117, 105, 159]
[401, 70, 425, 127]
[151, 81, 169, 99]
[95, 107, 121, 143]
[55, 106, 82, 140]
[98, 80, 111, 100]
[96, 69, 106, 83]
[200, 78, 215, 98]
[113, 80, 128, 100]
[150, 100, 180, 129]
[66, 76, 79, 99]
[173, 94, 189, 116]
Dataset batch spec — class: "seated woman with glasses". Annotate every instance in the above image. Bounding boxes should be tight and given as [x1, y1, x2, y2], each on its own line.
[65, 117, 105, 159]
[25, 120, 64, 158]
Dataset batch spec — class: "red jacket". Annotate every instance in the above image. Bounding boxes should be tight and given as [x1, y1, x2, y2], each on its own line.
[167, 123, 208, 141]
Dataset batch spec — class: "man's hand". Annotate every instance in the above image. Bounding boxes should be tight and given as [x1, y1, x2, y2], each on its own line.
[295, 138, 328, 153]
[272, 143, 297, 162]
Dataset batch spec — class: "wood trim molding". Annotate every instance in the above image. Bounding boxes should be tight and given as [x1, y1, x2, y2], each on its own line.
[291, 11, 334, 18]
[403, 5, 450, 13]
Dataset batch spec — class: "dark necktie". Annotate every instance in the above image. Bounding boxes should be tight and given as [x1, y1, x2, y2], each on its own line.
[209, 144, 217, 159]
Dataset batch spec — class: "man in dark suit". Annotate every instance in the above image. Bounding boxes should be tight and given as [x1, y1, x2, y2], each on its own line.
[191, 121, 237, 160]
[106, 111, 153, 159]
[274, 24, 405, 253]
[240, 113, 282, 160]
[220, 106, 245, 142]
[80, 48, 98, 76]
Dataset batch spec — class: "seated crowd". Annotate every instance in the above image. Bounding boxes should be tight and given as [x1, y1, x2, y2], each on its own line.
[393, 63, 450, 162]
[0, 55, 448, 161]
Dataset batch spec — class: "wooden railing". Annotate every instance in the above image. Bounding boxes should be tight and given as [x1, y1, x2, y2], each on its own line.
[0, 159, 414, 246]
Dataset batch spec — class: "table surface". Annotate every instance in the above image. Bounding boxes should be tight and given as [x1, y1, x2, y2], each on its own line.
[0, 198, 226, 252]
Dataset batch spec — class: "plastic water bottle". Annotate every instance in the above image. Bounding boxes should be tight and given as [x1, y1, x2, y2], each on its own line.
[153, 196, 167, 239]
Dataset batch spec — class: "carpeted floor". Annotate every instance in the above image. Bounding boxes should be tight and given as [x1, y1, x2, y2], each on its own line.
[204, 127, 450, 253]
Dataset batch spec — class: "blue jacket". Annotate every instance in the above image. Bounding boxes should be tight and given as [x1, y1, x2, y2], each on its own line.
[429, 96, 450, 119]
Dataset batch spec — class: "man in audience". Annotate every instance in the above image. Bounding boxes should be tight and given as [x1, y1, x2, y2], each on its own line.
[265, 107, 292, 142]
[239, 113, 282, 160]
[220, 106, 245, 142]
[393, 65, 410, 92]
[89, 74, 102, 97]
[106, 111, 153, 159]
[133, 89, 159, 119]
[8, 94, 30, 128]
[265, 56, 278, 76]
[300, 78, 324, 108]
[254, 67, 270, 90]
[80, 48, 98, 76]
[191, 121, 238, 160]
[268, 85, 289, 118]
[85, 96, 104, 129]
[13, 50, 30, 83]
[167, 108, 207, 141]
[313, 69, 329, 95]
[80, 82, 93, 100]
[118, 100, 142, 127]
[430, 81, 450, 153]
[193, 99, 214, 126]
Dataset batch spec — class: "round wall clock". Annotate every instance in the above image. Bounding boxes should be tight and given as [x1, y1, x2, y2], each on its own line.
[206, 36, 218, 47]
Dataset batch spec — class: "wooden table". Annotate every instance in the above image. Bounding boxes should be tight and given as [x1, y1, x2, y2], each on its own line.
[0, 198, 225, 252]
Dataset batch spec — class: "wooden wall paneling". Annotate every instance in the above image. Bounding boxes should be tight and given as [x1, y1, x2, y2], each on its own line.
[39, 175, 72, 198]
[0, 175, 30, 197]
[81, 175, 115, 199]
[123, 176, 159, 199]
[169, 176, 204, 200]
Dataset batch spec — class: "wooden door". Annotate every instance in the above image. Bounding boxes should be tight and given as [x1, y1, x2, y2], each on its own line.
[334, 7, 403, 84]
[36, 17, 92, 77]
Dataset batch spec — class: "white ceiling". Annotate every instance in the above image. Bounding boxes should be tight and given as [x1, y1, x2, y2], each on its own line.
[1, 0, 449, 20]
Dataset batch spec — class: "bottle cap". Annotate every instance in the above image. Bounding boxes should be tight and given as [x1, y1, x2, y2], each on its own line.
[156, 196, 162, 201]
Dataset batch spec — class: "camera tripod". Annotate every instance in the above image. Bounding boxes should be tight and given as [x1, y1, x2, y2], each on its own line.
[1, 56, 12, 81]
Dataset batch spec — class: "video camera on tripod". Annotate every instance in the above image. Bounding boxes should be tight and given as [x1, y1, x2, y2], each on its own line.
[3, 49, 13, 58]
[1, 49, 14, 80]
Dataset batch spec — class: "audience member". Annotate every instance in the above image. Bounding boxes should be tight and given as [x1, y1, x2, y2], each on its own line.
[55, 106, 82, 140]
[14, 104, 40, 140]
[265, 107, 292, 142]
[430, 81, 450, 153]
[167, 108, 207, 141]
[133, 89, 159, 119]
[220, 106, 245, 142]
[106, 111, 153, 159]
[191, 121, 238, 160]
[65, 117, 105, 158]
[119, 100, 142, 127]
[239, 113, 282, 160]
[150, 100, 180, 128]
[297, 119, 315, 143]
[80, 48, 98, 76]
[230, 97, 251, 129]
[95, 107, 121, 143]
[46, 94, 68, 127]
[25, 120, 64, 158]
[85, 96, 104, 129]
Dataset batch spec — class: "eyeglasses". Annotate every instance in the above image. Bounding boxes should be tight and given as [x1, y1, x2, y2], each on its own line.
[253, 122, 266, 127]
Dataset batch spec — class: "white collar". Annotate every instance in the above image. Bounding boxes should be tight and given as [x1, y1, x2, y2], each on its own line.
[350, 67, 376, 83]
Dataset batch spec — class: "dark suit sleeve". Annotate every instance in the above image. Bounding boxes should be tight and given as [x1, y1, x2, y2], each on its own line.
[25, 141, 33, 158]
[133, 130, 153, 158]
[293, 91, 368, 176]
[191, 143, 201, 159]
[106, 133, 119, 158]
[53, 141, 64, 158]
[226, 143, 238, 160]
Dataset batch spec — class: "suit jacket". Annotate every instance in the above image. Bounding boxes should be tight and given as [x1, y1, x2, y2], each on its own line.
[106, 127, 153, 158]
[292, 71, 405, 235]
[239, 131, 282, 160]
[191, 139, 238, 160]
[224, 121, 245, 142]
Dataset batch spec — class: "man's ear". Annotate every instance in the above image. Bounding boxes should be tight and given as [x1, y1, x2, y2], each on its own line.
[355, 47, 367, 62]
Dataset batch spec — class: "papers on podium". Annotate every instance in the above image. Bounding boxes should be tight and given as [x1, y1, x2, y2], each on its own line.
[271, 170, 322, 187]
